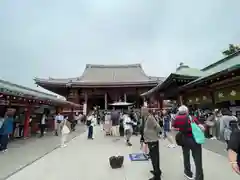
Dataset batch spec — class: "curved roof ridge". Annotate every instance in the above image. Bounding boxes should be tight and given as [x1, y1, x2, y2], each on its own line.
[85, 63, 141, 68]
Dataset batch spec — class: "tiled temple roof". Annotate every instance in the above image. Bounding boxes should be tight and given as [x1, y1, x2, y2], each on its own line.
[35, 64, 164, 86]
[0, 79, 80, 107]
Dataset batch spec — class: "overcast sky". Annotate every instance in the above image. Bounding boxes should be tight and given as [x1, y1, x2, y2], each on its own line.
[0, 0, 240, 94]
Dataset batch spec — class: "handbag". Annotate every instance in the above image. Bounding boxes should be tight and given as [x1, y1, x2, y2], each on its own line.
[175, 115, 190, 146]
[86, 120, 91, 126]
[109, 156, 124, 169]
[190, 118, 205, 144]
[61, 120, 70, 134]
[175, 132, 185, 146]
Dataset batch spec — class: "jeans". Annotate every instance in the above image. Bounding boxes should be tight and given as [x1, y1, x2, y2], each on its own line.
[0, 134, 9, 151]
[40, 124, 46, 137]
[88, 125, 93, 139]
[182, 136, 204, 180]
[148, 141, 161, 180]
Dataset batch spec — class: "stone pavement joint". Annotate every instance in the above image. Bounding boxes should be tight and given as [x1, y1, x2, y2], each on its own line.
[5, 127, 240, 180]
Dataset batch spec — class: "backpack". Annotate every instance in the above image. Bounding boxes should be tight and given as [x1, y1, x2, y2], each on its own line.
[189, 117, 205, 144]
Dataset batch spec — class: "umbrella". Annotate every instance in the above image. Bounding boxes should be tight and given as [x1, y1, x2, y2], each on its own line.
[109, 102, 133, 106]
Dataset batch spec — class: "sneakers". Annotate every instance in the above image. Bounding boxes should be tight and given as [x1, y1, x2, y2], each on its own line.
[167, 144, 176, 148]
[1, 149, 8, 153]
[61, 144, 67, 148]
[184, 173, 194, 180]
[210, 136, 217, 140]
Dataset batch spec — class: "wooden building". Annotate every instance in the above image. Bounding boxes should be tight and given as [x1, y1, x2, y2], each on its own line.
[0, 78, 79, 138]
[34, 64, 164, 113]
[141, 51, 240, 115]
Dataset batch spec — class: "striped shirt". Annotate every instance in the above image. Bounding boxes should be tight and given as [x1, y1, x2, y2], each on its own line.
[172, 114, 199, 137]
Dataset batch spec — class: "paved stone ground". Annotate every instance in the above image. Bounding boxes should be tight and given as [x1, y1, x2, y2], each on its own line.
[4, 127, 239, 180]
[0, 125, 86, 180]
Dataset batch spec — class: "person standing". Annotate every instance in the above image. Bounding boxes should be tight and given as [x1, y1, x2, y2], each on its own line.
[220, 109, 238, 148]
[227, 121, 240, 175]
[40, 109, 48, 137]
[144, 109, 162, 180]
[162, 110, 176, 148]
[55, 111, 64, 136]
[173, 105, 204, 180]
[111, 110, 120, 137]
[87, 112, 94, 139]
[60, 116, 70, 148]
[0, 109, 15, 152]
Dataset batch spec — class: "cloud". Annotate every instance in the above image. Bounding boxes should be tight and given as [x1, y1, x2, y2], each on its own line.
[0, 0, 240, 93]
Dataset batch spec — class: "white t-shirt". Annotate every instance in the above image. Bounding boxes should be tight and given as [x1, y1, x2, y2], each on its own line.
[55, 114, 64, 122]
[123, 115, 136, 130]
[87, 115, 96, 126]
[41, 114, 46, 124]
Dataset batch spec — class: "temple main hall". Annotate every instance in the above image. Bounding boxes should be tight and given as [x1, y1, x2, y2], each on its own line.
[34, 64, 164, 112]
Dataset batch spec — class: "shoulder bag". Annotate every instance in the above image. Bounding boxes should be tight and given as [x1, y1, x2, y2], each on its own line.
[190, 117, 205, 144]
[62, 120, 70, 134]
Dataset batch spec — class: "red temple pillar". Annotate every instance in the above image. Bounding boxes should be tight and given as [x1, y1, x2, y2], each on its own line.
[23, 107, 30, 138]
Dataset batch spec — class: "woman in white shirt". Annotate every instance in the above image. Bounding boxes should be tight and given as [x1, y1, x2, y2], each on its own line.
[55, 113, 64, 136]
[123, 113, 136, 146]
[60, 116, 70, 148]
[87, 112, 94, 139]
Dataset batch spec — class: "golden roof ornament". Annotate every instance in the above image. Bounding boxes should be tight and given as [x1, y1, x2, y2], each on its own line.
[230, 90, 236, 96]
[218, 92, 224, 98]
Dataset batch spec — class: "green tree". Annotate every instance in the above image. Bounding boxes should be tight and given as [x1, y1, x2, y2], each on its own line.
[222, 44, 240, 56]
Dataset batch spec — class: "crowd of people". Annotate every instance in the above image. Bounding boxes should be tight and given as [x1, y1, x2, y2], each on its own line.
[84, 105, 240, 180]
[0, 108, 82, 152]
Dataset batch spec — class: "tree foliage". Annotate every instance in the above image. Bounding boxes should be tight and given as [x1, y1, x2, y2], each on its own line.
[222, 44, 240, 56]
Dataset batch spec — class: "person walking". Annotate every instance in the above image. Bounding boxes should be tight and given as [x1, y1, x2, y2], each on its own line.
[0, 109, 15, 152]
[162, 110, 176, 148]
[173, 105, 205, 180]
[86, 112, 94, 139]
[123, 112, 136, 146]
[144, 109, 162, 180]
[60, 116, 70, 148]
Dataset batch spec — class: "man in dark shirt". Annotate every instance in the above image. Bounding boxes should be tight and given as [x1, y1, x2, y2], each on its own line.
[228, 127, 240, 175]
[111, 110, 120, 136]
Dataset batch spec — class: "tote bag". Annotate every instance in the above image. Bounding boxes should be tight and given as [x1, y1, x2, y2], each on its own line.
[190, 117, 205, 144]
[61, 120, 70, 134]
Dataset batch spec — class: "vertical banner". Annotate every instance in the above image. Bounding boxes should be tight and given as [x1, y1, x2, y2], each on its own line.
[83, 103, 87, 115]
